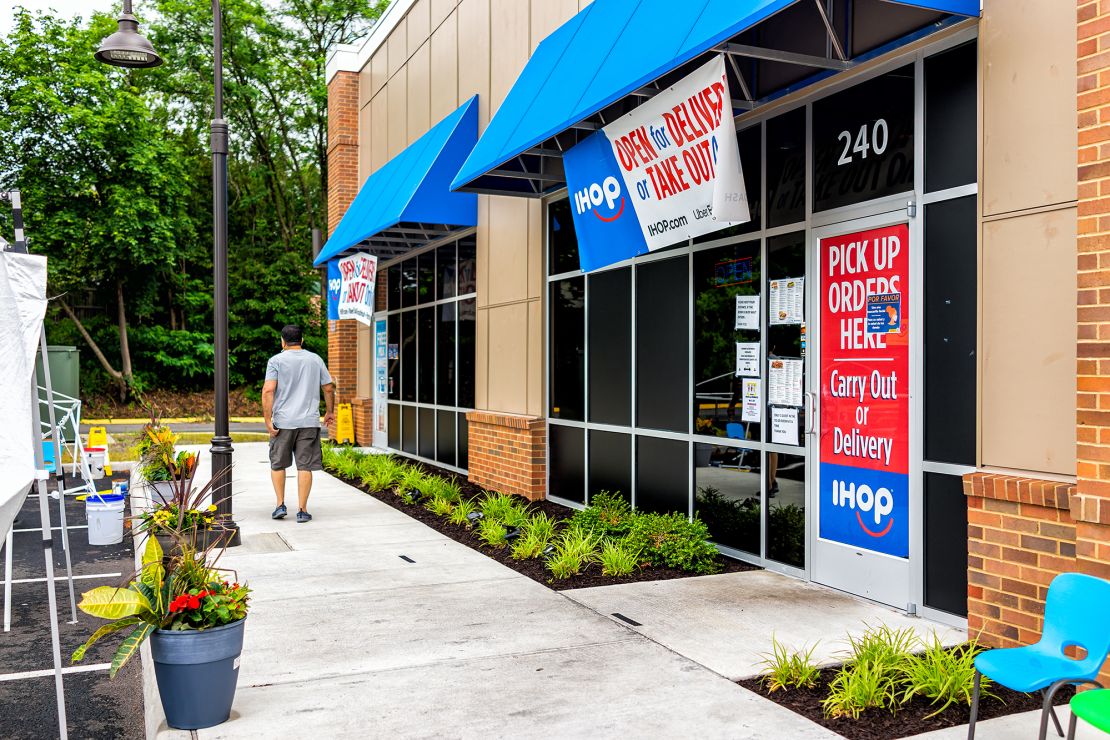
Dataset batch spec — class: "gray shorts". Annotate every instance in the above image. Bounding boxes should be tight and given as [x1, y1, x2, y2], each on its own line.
[269, 427, 323, 471]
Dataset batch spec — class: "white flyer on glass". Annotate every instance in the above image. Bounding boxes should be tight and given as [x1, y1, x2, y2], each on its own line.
[741, 378, 761, 423]
[769, 277, 804, 325]
[768, 358, 803, 407]
[734, 294, 760, 331]
[735, 342, 760, 377]
[770, 406, 799, 444]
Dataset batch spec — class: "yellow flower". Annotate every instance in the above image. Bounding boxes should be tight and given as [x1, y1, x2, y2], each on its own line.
[207, 504, 217, 512]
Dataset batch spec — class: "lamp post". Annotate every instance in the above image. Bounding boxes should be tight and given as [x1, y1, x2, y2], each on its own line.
[98, 0, 240, 545]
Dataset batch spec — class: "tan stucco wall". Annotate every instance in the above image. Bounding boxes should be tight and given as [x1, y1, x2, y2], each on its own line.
[354, 0, 585, 417]
[978, 0, 1077, 476]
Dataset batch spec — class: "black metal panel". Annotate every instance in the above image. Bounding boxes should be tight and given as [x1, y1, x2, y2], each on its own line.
[550, 277, 585, 420]
[925, 41, 976, 192]
[387, 314, 400, 400]
[550, 424, 585, 504]
[436, 409, 456, 467]
[588, 430, 632, 503]
[636, 257, 689, 432]
[635, 436, 688, 514]
[925, 472, 968, 617]
[813, 64, 915, 213]
[458, 413, 469, 469]
[588, 267, 631, 425]
[419, 407, 435, 459]
[402, 405, 416, 454]
[925, 196, 976, 465]
[437, 302, 457, 406]
[437, 242, 457, 300]
[458, 298, 476, 409]
[388, 403, 400, 450]
[417, 251, 435, 304]
[766, 107, 806, 228]
[457, 236, 477, 295]
[418, 307, 435, 404]
[401, 258, 417, 308]
[401, 311, 416, 402]
[388, 264, 401, 311]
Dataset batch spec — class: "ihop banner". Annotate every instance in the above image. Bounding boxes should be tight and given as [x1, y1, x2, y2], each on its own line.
[326, 259, 342, 320]
[563, 55, 750, 272]
[819, 224, 910, 558]
[335, 252, 377, 326]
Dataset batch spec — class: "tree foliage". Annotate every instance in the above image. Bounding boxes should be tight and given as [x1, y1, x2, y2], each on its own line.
[0, 0, 385, 399]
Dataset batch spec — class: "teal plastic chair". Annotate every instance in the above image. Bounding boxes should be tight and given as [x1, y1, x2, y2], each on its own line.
[1069, 689, 1110, 739]
[968, 573, 1110, 740]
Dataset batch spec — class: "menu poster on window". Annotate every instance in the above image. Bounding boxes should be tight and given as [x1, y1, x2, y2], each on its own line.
[770, 406, 799, 444]
[742, 378, 761, 423]
[819, 223, 910, 559]
[769, 277, 804, 325]
[768, 358, 803, 407]
[735, 342, 760, 377]
[735, 294, 760, 331]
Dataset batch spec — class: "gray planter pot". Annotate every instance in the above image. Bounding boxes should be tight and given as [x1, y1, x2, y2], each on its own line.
[150, 618, 245, 730]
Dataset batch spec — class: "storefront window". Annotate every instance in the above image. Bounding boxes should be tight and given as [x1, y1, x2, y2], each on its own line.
[588, 430, 631, 505]
[437, 302, 456, 406]
[437, 242, 456, 300]
[549, 277, 584, 420]
[766, 107, 805, 228]
[766, 451, 805, 568]
[548, 198, 580, 275]
[695, 444, 761, 556]
[401, 258, 417, 307]
[766, 232, 806, 446]
[457, 237, 477, 295]
[549, 424, 584, 504]
[418, 307, 435, 403]
[417, 251, 435, 304]
[693, 240, 761, 441]
[635, 436, 688, 514]
[436, 410, 455, 467]
[401, 311, 416, 402]
[387, 314, 400, 400]
[388, 264, 401, 310]
[812, 65, 915, 213]
[458, 298, 476, 409]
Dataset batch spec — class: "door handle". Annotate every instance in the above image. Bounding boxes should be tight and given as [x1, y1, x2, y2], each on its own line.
[804, 391, 816, 435]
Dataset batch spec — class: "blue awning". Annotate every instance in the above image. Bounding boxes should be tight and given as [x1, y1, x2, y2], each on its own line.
[316, 96, 479, 266]
[451, 0, 979, 196]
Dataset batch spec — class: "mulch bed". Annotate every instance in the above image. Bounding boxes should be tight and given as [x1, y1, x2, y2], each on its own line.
[737, 670, 1074, 740]
[330, 457, 756, 591]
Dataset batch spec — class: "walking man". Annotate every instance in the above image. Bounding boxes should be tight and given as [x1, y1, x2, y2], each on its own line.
[262, 325, 335, 523]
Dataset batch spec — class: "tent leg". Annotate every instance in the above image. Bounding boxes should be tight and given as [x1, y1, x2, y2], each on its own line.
[3, 526, 12, 632]
[32, 377, 68, 740]
[38, 330, 77, 623]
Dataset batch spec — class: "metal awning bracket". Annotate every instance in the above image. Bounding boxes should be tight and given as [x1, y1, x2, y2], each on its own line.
[721, 42, 852, 71]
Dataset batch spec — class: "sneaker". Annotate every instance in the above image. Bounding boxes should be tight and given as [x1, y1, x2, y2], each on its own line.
[272, 504, 287, 520]
[768, 484, 779, 498]
[297, 510, 312, 523]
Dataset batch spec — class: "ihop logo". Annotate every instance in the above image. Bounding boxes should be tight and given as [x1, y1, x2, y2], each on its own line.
[831, 478, 895, 538]
[573, 176, 625, 223]
[328, 276, 342, 296]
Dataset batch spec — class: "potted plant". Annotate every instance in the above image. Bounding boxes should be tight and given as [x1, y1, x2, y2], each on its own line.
[72, 474, 249, 730]
[135, 471, 234, 553]
[136, 423, 197, 505]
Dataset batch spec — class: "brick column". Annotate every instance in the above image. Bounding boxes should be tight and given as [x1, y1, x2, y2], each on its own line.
[1077, 1, 1110, 582]
[465, 411, 546, 501]
[327, 70, 361, 440]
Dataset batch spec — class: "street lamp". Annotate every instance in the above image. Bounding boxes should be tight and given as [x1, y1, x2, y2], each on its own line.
[98, 0, 239, 545]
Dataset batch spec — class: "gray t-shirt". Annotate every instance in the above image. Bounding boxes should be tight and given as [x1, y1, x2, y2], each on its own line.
[265, 349, 333, 430]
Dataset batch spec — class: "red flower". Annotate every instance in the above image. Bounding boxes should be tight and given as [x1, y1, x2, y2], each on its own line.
[169, 595, 189, 613]
[187, 594, 200, 610]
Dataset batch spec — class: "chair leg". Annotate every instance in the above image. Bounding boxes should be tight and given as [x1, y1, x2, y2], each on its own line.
[968, 669, 981, 740]
[1041, 681, 1070, 740]
[1067, 713, 1079, 740]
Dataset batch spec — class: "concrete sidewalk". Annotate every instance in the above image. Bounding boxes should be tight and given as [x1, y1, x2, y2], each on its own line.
[151, 443, 1079, 739]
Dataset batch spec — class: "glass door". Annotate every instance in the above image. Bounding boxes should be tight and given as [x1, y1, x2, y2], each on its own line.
[809, 210, 913, 609]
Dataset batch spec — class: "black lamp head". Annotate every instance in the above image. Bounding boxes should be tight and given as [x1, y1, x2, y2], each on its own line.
[95, 13, 162, 68]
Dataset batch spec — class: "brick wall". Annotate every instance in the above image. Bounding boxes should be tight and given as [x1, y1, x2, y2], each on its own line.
[326, 70, 362, 440]
[465, 411, 546, 501]
[352, 397, 373, 446]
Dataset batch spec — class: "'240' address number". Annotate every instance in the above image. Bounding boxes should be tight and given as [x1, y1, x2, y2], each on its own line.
[837, 119, 889, 166]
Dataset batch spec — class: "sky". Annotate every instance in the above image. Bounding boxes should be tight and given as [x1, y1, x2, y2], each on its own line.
[1, 0, 113, 35]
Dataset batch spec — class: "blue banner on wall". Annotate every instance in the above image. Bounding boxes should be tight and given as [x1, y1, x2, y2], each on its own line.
[326, 259, 341, 320]
[818, 462, 909, 558]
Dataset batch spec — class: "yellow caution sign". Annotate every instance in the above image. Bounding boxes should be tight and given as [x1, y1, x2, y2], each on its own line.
[335, 403, 354, 444]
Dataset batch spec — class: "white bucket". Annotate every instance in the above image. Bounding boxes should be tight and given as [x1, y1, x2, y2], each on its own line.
[86, 492, 126, 546]
[85, 447, 106, 480]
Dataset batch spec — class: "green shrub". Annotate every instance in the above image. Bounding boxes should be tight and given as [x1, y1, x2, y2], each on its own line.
[695, 486, 760, 548]
[425, 495, 454, 517]
[822, 659, 901, 719]
[570, 490, 633, 536]
[413, 474, 441, 501]
[333, 453, 363, 480]
[547, 549, 583, 579]
[624, 512, 720, 574]
[900, 637, 993, 717]
[559, 524, 602, 562]
[396, 466, 425, 504]
[844, 624, 918, 674]
[363, 456, 404, 492]
[480, 493, 528, 527]
[437, 479, 463, 504]
[595, 540, 640, 576]
[510, 513, 557, 560]
[477, 517, 508, 549]
[447, 498, 478, 528]
[756, 636, 821, 693]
